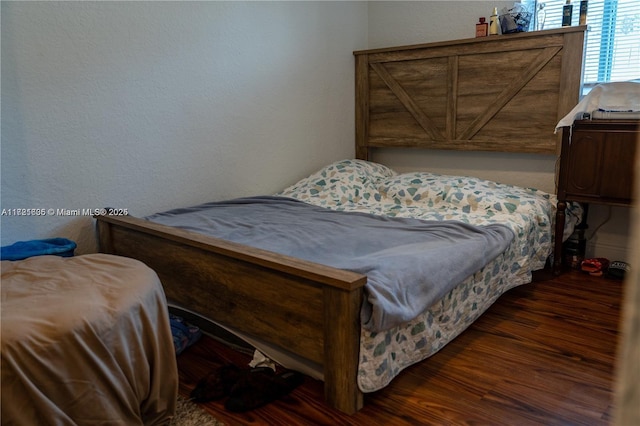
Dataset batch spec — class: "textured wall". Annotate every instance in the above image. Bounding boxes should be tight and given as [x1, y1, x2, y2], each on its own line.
[1, 1, 630, 261]
[1, 1, 367, 253]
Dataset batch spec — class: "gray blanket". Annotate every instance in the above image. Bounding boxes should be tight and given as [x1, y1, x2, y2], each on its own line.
[147, 196, 514, 332]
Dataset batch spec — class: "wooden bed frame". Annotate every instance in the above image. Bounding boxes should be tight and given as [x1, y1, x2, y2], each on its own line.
[96, 27, 585, 414]
[355, 26, 585, 158]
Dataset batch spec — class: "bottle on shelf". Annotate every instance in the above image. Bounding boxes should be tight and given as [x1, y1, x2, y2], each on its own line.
[579, 0, 588, 25]
[536, 2, 546, 31]
[489, 7, 499, 35]
[476, 17, 488, 37]
[562, 0, 573, 27]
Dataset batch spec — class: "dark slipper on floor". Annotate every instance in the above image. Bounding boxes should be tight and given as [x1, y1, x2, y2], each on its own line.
[190, 363, 243, 402]
[224, 368, 305, 412]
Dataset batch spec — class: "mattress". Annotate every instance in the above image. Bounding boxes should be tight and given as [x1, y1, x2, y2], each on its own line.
[154, 159, 577, 394]
[276, 159, 574, 392]
[1, 254, 178, 425]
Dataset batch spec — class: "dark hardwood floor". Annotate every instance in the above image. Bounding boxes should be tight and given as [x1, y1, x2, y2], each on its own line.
[175, 268, 623, 425]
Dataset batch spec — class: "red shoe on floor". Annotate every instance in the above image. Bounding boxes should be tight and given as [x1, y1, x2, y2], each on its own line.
[581, 258, 610, 276]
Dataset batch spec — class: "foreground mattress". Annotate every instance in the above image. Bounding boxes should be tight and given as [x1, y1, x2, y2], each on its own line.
[1, 254, 178, 425]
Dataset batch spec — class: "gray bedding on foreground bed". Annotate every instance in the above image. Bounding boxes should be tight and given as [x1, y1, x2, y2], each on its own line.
[1, 254, 178, 425]
[146, 195, 514, 333]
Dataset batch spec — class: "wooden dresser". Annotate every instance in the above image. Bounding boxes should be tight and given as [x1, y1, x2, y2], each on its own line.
[554, 119, 640, 273]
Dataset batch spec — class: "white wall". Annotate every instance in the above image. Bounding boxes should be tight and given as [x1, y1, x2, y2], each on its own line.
[1, 1, 368, 253]
[367, 1, 632, 262]
[1, 0, 631, 262]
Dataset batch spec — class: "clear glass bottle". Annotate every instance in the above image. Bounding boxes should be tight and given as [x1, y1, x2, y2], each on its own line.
[537, 2, 546, 31]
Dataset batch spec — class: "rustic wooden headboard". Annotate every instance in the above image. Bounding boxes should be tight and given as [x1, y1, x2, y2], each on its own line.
[354, 26, 586, 159]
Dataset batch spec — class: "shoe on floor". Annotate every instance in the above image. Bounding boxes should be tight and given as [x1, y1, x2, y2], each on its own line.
[224, 368, 304, 412]
[190, 363, 243, 402]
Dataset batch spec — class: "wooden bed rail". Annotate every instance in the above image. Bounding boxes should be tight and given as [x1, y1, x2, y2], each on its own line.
[96, 214, 366, 290]
[95, 214, 366, 413]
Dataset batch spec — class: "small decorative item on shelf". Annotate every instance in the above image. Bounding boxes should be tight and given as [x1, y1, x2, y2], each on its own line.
[536, 2, 546, 30]
[499, 3, 533, 34]
[562, 0, 573, 26]
[490, 8, 500, 35]
[579, 0, 588, 25]
[476, 17, 488, 37]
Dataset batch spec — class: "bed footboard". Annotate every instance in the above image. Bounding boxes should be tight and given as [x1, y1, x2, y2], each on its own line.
[95, 214, 366, 414]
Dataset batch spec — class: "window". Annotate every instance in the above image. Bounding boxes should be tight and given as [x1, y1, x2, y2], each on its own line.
[523, 0, 640, 93]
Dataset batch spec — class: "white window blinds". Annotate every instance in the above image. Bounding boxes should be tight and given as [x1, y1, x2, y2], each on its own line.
[525, 0, 640, 92]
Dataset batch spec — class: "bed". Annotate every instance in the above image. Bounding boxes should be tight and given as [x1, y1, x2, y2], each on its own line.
[0, 254, 178, 425]
[95, 26, 586, 414]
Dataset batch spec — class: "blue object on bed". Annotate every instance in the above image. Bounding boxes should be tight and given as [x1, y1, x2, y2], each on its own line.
[0, 238, 77, 261]
[146, 196, 515, 332]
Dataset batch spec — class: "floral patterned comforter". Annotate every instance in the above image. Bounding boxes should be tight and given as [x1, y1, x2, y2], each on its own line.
[277, 159, 571, 392]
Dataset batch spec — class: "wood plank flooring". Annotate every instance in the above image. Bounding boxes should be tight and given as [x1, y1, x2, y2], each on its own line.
[175, 268, 622, 425]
